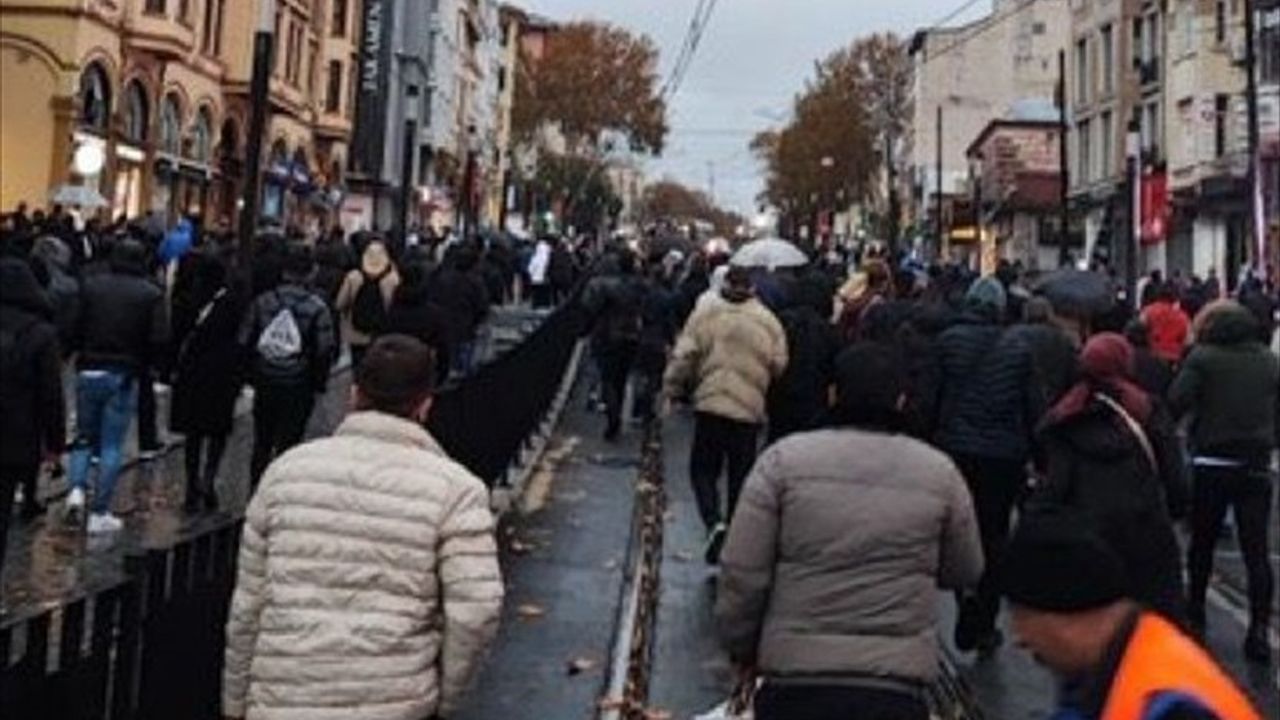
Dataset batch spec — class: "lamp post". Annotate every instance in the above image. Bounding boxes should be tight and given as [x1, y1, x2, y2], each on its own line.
[397, 85, 419, 243]
[238, 0, 275, 268]
[1125, 116, 1141, 307]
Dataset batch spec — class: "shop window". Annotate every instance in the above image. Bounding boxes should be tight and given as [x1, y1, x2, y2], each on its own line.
[326, 60, 343, 113]
[331, 0, 347, 37]
[124, 81, 149, 144]
[79, 63, 112, 132]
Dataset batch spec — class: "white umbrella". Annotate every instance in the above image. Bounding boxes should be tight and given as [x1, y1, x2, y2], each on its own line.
[730, 237, 808, 270]
[48, 184, 109, 209]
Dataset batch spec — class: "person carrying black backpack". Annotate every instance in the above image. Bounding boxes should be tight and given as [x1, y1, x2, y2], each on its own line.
[239, 243, 336, 489]
[336, 239, 399, 369]
[583, 251, 647, 441]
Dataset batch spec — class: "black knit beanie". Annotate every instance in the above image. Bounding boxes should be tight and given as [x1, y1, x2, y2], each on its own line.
[1000, 510, 1128, 613]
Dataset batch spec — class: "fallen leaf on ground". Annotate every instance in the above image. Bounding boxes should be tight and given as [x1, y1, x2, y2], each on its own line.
[515, 603, 547, 620]
[566, 656, 598, 675]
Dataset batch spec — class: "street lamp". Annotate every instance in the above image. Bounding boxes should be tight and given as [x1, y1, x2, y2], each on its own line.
[238, 0, 276, 267]
[1125, 116, 1141, 308]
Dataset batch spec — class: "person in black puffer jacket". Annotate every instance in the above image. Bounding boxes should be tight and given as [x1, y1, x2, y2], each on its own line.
[386, 260, 453, 387]
[931, 276, 1038, 655]
[766, 274, 839, 443]
[65, 240, 168, 533]
[427, 242, 490, 377]
[0, 257, 65, 542]
[583, 251, 647, 441]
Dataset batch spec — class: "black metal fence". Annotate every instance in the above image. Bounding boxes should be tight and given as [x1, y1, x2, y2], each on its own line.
[1, 296, 590, 718]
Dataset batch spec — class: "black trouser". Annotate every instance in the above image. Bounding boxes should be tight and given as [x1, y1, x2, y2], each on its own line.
[250, 385, 316, 490]
[754, 683, 928, 720]
[596, 341, 637, 435]
[531, 285, 553, 309]
[631, 363, 664, 422]
[184, 433, 228, 502]
[1187, 464, 1275, 629]
[350, 343, 370, 372]
[953, 453, 1027, 638]
[136, 366, 159, 451]
[690, 412, 760, 530]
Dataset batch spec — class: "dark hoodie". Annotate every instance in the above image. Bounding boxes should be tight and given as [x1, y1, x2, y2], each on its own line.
[0, 257, 65, 466]
[76, 241, 168, 374]
[767, 277, 839, 442]
[1169, 302, 1280, 464]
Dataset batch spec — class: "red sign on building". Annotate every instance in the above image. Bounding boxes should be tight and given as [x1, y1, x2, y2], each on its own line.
[1140, 169, 1169, 245]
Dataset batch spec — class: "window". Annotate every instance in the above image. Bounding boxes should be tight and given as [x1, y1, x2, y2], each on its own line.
[308, 46, 319, 99]
[347, 55, 357, 119]
[1100, 24, 1114, 95]
[1215, 1, 1227, 44]
[331, 0, 347, 37]
[498, 66, 507, 93]
[1078, 118, 1092, 182]
[1179, 1, 1195, 56]
[273, 11, 283, 75]
[179, 0, 190, 24]
[145, 0, 166, 14]
[1031, 21, 1046, 35]
[1215, 94, 1228, 157]
[159, 95, 183, 156]
[124, 82, 149, 144]
[325, 60, 342, 112]
[1143, 100, 1161, 155]
[1100, 110, 1113, 177]
[191, 107, 213, 162]
[79, 63, 111, 132]
[285, 22, 299, 85]
[213, 0, 225, 55]
[1261, 20, 1280, 85]
[1075, 38, 1089, 105]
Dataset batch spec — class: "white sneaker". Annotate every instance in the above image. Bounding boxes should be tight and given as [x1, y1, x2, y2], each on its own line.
[65, 487, 86, 523]
[87, 513, 123, 534]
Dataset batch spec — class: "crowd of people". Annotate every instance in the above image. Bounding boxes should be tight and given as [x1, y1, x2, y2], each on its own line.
[0, 202, 589, 565]
[4, 196, 1278, 720]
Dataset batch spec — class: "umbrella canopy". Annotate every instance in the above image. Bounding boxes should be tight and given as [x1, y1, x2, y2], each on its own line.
[730, 237, 808, 271]
[48, 184, 108, 208]
[1034, 268, 1116, 317]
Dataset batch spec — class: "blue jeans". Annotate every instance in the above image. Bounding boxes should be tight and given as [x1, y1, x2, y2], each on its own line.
[68, 370, 138, 514]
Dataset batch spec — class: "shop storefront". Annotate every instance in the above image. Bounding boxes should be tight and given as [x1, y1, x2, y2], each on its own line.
[112, 80, 150, 220]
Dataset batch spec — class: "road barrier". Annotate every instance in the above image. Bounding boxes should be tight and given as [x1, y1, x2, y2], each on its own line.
[1, 297, 591, 719]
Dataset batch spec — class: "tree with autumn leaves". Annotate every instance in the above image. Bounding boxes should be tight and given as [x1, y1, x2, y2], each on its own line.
[639, 180, 744, 237]
[753, 33, 912, 240]
[512, 21, 668, 230]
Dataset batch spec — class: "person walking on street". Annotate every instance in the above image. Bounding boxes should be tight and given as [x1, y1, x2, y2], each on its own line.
[716, 343, 983, 720]
[1003, 511, 1263, 720]
[765, 273, 840, 443]
[1033, 333, 1189, 622]
[386, 259, 453, 388]
[583, 251, 647, 440]
[169, 250, 244, 513]
[931, 276, 1037, 655]
[1169, 301, 1279, 664]
[335, 238, 399, 369]
[63, 240, 167, 533]
[1140, 283, 1190, 366]
[631, 263, 679, 424]
[223, 335, 503, 720]
[240, 243, 336, 489]
[664, 265, 788, 564]
[0, 258, 65, 562]
[427, 242, 490, 377]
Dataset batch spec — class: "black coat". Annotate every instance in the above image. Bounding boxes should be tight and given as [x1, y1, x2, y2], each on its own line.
[386, 288, 453, 386]
[169, 287, 245, 436]
[767, 306, 839, 442]
[931, 310, 1038, 462]
[76, 269, 167, 375]
[426, 268, 489, 345]
[1034, 398, 1188, 620]
[0, 258, 65, 466]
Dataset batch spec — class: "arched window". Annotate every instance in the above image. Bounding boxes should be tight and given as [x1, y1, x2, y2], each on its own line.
[79, 63, 112, 131]
[159, 94, 182, 155]
[191, 106, 213, 162]
[218, 118, 239, 163]
[123, 81, 149, 144]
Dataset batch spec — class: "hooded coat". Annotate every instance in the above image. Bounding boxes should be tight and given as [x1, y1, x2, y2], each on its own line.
[335, 242, 400, 349]
[1169, 303, 1280, 464]
[0, 257, 66, 466]
[169, 256, 246, 437]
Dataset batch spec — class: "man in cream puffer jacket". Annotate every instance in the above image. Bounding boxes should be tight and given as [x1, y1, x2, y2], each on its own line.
[223, 335, 503, 720]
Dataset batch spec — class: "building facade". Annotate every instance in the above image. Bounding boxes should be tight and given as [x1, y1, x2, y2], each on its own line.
[967, 117, 1065, 270]
[905, 0, 1069, 256]
[1, 0, 354, 232]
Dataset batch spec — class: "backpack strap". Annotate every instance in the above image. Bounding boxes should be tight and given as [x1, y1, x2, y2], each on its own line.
[1095, 392, 1160, 476]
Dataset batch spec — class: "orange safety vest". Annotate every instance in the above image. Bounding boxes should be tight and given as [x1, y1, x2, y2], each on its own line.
[1101, 612, 1262, 720]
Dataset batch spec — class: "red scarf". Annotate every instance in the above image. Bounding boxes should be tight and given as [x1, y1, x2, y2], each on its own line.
[1046, 332, 1152, 426]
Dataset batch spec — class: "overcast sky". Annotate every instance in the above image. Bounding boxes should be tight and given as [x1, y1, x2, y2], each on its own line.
[520, 0, 992, 214]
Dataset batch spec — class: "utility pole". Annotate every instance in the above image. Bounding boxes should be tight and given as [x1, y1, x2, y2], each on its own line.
[1243, 0, 1263, 270]
[706, 160, 716, 205]
[1125, 115, 1141, 307]
[886, 132, 900, 254]
[936, 104, 944, 259]
[397, 85, 419, 243]
[1057, 49, 1072, 268]
[238, 0, 276, 268]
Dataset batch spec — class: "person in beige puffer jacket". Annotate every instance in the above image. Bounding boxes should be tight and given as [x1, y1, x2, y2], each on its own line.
[664, 265, 788, 564]
[223, 335, 503, 720]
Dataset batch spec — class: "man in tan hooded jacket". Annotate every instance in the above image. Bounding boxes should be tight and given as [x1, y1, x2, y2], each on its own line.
[664, 265, 788, 564]
[223, 335, 503, 720]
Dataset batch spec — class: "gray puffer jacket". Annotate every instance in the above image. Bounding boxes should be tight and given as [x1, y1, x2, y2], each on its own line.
[715, 428, 983, 683]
